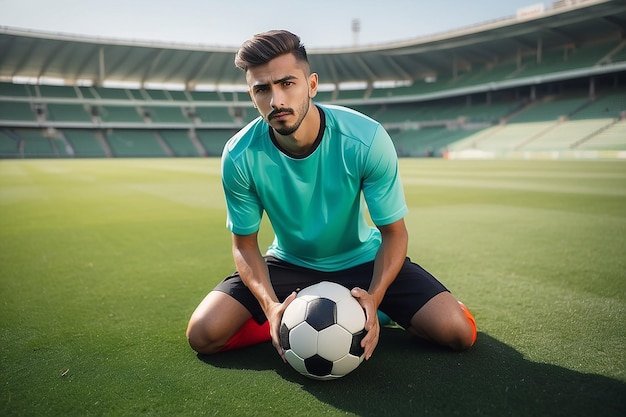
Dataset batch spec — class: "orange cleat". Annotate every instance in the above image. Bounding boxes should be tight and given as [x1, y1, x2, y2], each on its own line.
[458, 301, 477, 345]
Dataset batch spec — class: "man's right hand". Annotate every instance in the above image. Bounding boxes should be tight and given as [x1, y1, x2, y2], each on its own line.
[265, 291, 298, 361]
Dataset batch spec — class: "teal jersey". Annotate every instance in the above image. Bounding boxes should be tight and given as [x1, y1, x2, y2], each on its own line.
[221, 104, 407, 272]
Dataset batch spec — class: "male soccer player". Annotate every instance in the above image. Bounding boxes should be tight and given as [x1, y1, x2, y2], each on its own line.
[186, 30, 476, 361]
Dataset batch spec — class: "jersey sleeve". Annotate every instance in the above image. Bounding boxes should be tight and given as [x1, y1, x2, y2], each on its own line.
[221, 151, 263, 235]
[361, 125, 408, 226]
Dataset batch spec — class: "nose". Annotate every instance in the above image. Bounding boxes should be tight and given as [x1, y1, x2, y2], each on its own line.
[269, 87, 284, 108]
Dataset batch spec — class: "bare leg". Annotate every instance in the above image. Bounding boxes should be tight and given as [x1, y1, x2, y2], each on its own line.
[186, 291, 252, 355]
[407, 292, 476, 351]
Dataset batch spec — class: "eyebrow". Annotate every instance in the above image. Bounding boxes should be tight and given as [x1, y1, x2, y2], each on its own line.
[252, 75, 298, 90]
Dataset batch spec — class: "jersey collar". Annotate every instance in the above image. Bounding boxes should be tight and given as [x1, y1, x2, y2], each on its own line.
[269, 105, 325, 159]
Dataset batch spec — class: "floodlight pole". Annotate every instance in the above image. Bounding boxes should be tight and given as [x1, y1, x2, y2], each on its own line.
[98, 47, 105, 87]
[352, 19, 360, 47]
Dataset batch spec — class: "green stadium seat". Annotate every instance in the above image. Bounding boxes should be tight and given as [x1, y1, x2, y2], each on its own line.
[93, 87, 132, 100]
[314, 91, 334, 102]
[46, 103, 93, 122]
[98, 106, 145, 123]
[14, 128, 56, 158]
[0, 82, 34, 97]
[196, 129, 234, 156]
[336, 89, 367, 100]
[159, 130, 202, 157]
[144, 106, 190, 123]
[77, 87, 98, 99]
[38, 85, 78, 99]
[571, 92, 626, 120]
[189, 91, 223, 101]
[0, 129, 21, 157]
[0, 101, 37, 121]
[510, 96, 588, 123]
[390, 127, 479, 157]
[105, 129, 168, 157]
[63, 129, 108, 157]
[193, 107, 235, 124]
[144, 89, 170, 101]
[167, 90, 191, 102]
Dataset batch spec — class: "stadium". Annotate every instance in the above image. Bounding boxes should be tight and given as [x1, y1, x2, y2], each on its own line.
[1, 0, 625, 158]
[1, 1, 625, 416]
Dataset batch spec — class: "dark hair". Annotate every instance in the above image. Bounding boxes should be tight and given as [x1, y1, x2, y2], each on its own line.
[234, 30, 308, 71]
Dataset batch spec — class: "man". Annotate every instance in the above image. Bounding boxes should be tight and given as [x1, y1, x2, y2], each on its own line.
[186, 30, 476, 362]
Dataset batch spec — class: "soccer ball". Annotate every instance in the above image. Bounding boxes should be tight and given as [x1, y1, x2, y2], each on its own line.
[279, 281, 367, 380]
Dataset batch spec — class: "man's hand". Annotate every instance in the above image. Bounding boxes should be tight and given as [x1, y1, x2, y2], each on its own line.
[265, 291, 298, 361]
[350, 287, 380, 360]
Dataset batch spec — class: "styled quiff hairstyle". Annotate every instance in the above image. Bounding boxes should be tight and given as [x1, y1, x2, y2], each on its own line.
[234, 30, 309, 71]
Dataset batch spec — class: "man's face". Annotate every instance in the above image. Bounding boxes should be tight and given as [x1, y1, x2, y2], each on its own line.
[246, 53, 317, 136]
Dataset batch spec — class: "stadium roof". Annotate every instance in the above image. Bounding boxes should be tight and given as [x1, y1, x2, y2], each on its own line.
[0, 0, 625, 90]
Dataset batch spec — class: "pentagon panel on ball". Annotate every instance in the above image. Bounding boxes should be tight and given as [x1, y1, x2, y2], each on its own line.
[279, 281, 367, 380]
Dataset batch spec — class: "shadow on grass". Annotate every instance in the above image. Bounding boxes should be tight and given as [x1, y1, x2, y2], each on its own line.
[199, 328, 625, 417]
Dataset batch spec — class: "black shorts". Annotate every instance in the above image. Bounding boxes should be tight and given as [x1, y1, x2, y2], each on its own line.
[213, 256, 448, 329]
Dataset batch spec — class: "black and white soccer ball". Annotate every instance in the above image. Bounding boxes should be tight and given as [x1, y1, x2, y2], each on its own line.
[279, 281, 367, 380]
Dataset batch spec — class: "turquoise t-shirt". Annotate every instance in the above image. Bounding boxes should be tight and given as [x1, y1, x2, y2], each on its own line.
[221, 104, 407, 272]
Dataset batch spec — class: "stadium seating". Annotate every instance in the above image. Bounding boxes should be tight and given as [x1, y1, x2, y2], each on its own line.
[144, 106, 191, 124]
[159, 130, 203, 157]
[509, 96, 588, 123]
[63, 129, 108, 157]
[0, 101, 37, 121]
[38, 84, 79, 99]
[0, 128, 78, 158]
[371, 39, 626, 101]
[13, 128, 57, 158]
[192, 107, 236, 124]
[523, 119, 614, 150]
[46, 103, 93, 123]
[97, 106, 145, 123]
[1, 14, 625, 160]
[196, 130, 235, 156]
[104, 130, 168, 157]
[188, 91, 223, 102]
[390, 127, 479, 157]
[1, 82, 624, 158]
[446, 90, 626, 155]
[578, 120, 626, 150]
[93, 87, 132, 100]
[0, 129, 21, 157]
[571, 91, 626, 120]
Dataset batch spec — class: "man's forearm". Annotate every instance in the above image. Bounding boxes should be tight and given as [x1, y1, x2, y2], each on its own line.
[368, 219, 408, 307]
[232, 235, 279, 314]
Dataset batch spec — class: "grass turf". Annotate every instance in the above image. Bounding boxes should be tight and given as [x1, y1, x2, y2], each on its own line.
[0, 158, 624, 416]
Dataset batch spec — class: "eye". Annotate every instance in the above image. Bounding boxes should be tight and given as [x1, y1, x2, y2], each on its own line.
[283, 81, 294, 87]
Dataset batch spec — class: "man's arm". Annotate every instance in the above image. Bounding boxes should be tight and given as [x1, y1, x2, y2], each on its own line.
[351, 218, 408, 360]
[231, 232, 296, 361]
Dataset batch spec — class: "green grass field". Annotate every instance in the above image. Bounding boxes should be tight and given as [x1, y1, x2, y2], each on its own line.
[1, 158, 625, 417]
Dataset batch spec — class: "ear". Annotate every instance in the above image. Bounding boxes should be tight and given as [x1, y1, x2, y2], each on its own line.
[308, 72, 318, 99]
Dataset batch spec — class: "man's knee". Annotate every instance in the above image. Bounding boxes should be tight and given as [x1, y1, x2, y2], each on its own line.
[186, 291, 249, 355]
[186, 317, 224, 355]
[446, 317, 476, 351]
[409, 293, 477, 351]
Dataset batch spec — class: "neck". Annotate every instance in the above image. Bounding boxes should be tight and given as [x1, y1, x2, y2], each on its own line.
[273, 103, 320, 155]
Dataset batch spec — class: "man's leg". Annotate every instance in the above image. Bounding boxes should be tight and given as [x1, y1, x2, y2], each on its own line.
[407, 291, 477, 351]
[186, 291, 269, 355]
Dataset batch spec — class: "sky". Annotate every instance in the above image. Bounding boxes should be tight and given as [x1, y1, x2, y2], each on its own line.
[0, 0, 545, 49]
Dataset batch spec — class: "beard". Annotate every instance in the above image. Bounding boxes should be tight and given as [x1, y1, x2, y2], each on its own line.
[266, 98, 311, 136]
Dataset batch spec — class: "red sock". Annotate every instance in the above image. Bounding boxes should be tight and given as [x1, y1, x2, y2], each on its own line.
[458, 302, 477, 345]
[219, 318, 271, 352]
